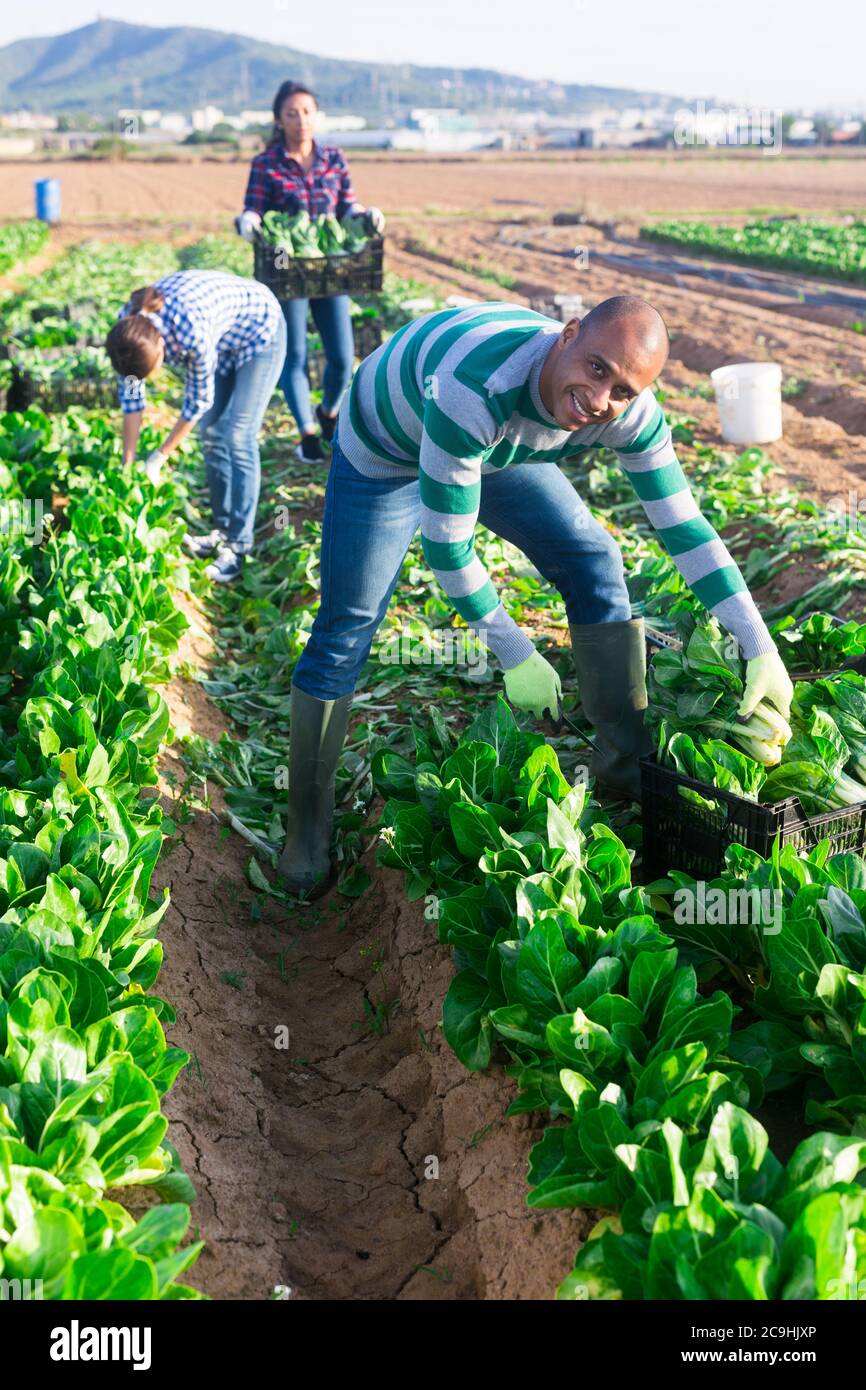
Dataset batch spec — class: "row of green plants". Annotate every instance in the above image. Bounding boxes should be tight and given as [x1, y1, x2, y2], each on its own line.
[0, 242, 179, 413]
[351, 410, 866, 1298]
[353, 418, 866, 1297]
[0, 220, 49, 276]
[371, 693, 866, 1299]
[2, 241, 177, 350]
[0, 406, 204, 1299]
[641, 217, 866, 286]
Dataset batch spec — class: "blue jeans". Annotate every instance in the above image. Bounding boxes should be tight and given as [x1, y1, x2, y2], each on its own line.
[198, 316, 287, 552]
[280, 294, 354, 432]
[293, 434, 631, 700]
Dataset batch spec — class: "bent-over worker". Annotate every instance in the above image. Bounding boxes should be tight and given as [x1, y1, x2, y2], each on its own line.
[277, 295, 793, 892]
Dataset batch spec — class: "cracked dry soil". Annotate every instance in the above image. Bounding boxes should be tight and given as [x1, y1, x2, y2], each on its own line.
[151, 595, 586, 1301]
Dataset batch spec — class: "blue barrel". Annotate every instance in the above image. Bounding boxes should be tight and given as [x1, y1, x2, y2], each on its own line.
[34, 178, 61, 224]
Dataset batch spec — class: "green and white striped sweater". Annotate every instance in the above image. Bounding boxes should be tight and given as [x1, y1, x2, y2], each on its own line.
[337, 301, 774, 669]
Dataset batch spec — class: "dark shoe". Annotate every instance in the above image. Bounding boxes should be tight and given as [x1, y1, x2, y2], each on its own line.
[204, 543, 245, 584]
[183, 527, 226, 559]
[296, 432, 325, 464]
[315, 404, 338, 442]
[276, 684, 353, 894]
[569, 618, 653, 801]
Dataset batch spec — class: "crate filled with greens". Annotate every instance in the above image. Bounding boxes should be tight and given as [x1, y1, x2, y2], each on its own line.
[8, 346, 118, 412]
[1, 240, 179, 414]
[771, 611, 866, 681]
[641, 612, 866, 877]
[253, 211, 384, 298]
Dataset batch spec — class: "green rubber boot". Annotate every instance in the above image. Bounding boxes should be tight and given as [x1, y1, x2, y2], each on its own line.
[276, 684, 352, 894]
[569, 618, 653, 801]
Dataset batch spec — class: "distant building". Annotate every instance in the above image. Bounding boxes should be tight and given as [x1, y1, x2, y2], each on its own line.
[0, 110, 57, 131]
[192, 105, 224, 133]
[337, 128, 396, 149]
[239, 110, 273, 128]
[116, 107, 161, 128]
[831, 120, 863, 143]
[408, 107, 466, 131]
[786, 118, 818, 145]
[157, 113, 191, 134]
[318, 113, 367, 133]
[43, 130, 102, 151]
[0, 136, 37, 156]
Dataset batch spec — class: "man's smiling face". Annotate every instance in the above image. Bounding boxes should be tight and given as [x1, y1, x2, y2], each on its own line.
[540, 306, 668, 432]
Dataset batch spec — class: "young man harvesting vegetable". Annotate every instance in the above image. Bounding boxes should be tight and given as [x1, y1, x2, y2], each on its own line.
[278, 295, 793, 893]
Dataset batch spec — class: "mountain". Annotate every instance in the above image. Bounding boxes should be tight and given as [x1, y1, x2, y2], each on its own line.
[0, 19, 677, 119]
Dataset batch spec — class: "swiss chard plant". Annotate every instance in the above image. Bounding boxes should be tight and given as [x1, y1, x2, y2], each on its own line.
[558, 1104, 866, 1301]
[0, 408, 204, 1298]
[374, 689, 866, 1300]
[772, 612, 866, 675]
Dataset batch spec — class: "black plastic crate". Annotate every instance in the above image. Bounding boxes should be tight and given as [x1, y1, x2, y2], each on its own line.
[643, 623, 683, 673]
[254, 234, 384, 300]
[29, 299, 98, 326]
[353, 316, 383, 359]
[640, 753, 866, 880]
[8, 365, 116, 413]
[306, 318, 383, 391]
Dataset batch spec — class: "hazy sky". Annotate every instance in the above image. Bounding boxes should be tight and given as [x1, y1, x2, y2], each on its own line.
[3, 0, 863, 110]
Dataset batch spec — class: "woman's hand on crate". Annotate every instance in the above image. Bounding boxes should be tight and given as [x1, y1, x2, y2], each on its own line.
[364, 207, 386, 235]
[236, 210, 262, 243]
[738, 649, 794, 726]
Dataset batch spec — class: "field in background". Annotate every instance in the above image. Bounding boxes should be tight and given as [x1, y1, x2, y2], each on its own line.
[1, 150, 866, 224]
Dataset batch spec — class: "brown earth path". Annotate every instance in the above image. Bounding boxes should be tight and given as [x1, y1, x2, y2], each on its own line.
[152, 591, 586, 1300]
[1, 150, 864, 225]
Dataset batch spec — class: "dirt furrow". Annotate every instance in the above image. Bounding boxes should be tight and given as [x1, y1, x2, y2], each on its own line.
[152, 588, 585, 1300]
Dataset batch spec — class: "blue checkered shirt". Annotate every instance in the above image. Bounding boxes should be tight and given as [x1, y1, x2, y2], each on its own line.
[117, 270, 282, 421]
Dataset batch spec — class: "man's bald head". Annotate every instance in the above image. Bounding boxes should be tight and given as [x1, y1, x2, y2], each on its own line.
[580, 295, 669, 366]
[538, 293, 669, 431]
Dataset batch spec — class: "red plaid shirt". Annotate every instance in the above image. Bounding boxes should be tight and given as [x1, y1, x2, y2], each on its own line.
[243, 141, 364, 219]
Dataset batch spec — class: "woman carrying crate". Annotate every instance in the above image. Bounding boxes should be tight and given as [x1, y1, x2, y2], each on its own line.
[238, 81, 386, 465]
[106, 268, 286, 584]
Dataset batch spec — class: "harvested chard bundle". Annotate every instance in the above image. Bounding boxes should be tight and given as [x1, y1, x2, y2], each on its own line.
[647, 615, 866, 812]
[763, 675, 866, 812]
[647, 613, 791, 769]
[258, 209, 370, 258]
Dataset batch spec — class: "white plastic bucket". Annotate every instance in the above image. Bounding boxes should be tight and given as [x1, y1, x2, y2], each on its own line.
[710, 361, 783, 445]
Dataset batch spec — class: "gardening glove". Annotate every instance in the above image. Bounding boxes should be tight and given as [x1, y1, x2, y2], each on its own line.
[364, 207, 386, 235]
[503, 650, 561, 720]
[738, 649, 794, 725]
[144, 450, 167, 485]
[236, 210, 262, 243]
